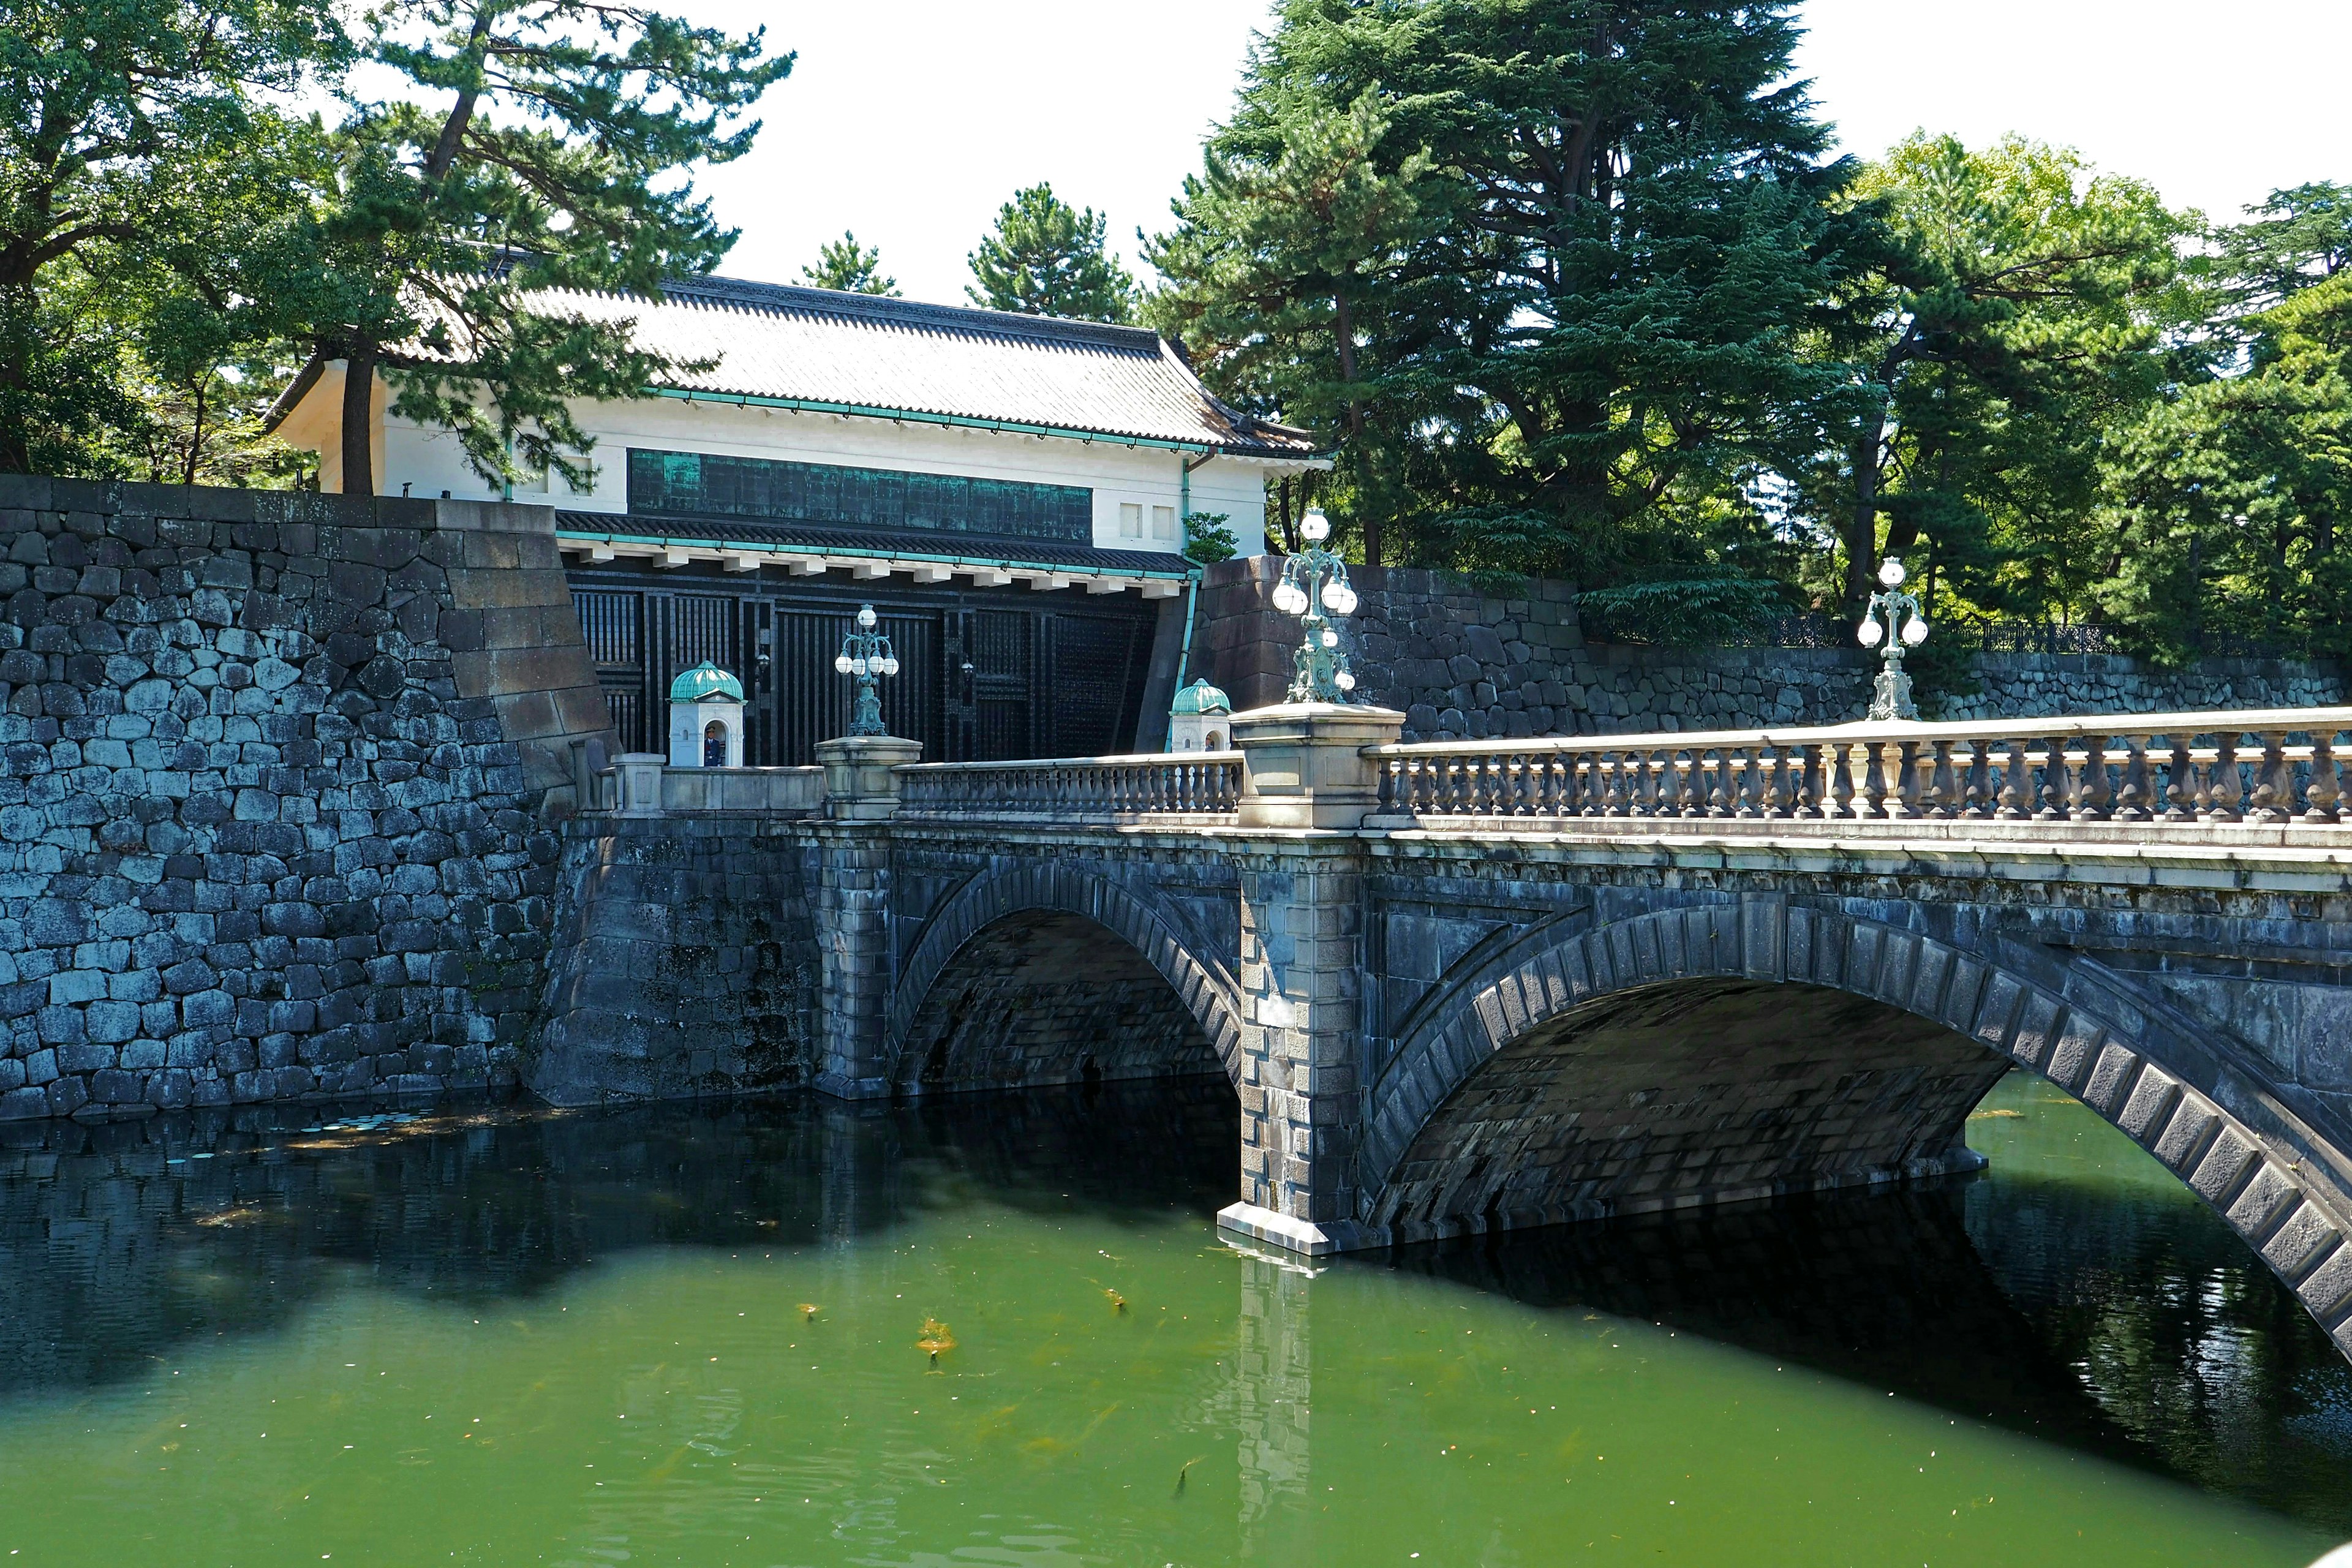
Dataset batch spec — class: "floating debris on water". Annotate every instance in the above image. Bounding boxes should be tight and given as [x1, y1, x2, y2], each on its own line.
[1104, 1289, 1127, 1314]
[799, 1303, 820, 1322]
[916, 1317, 956, 1366]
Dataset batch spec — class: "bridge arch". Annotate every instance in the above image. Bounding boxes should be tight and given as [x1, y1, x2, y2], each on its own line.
[1358, 898, 2352, 1350]
[885, 861, 1246, 1095]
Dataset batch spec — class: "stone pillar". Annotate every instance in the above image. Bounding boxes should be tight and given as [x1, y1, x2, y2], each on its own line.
[1218, 702, 1401, 1255]
[614, 752, 666, 818]
[1229, 702, 1404, 829]
[811, 736, 921, 1099]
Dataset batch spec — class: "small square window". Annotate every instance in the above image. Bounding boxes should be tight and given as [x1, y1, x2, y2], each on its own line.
[1120, 502, 1144, 538]
[1152, 505, 1177, 540]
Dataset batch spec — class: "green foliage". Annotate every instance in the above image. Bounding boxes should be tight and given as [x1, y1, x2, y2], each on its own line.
[801, 231, 897, 295]
[0, 0, 346, 473]
[967, 183, 1137, 323]
[1785, 134, 2190, 614]
[1152, 0, 1853, 615]
[299, 0, 793, 493]
[1182, 510, 1238, 565]
[1573, 573, 1795, 647]
[2098, 266, 2352, 659]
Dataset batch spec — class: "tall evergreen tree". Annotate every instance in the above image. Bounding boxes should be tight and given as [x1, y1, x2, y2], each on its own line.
[967, 184, 1137, 323]
[1148, 92, 1433, 565]
[303, 0, 791, 494]
[1154, 0, 1857, 612]
[800, 230, 897, 295]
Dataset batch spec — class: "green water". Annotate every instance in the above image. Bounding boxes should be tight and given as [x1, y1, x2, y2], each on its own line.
[1, 1077, 2347, 1566]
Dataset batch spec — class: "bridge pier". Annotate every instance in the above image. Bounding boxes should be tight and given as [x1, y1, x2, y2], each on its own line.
[811, 734, 921, 1099]
[1218, 704, 1404, 1254]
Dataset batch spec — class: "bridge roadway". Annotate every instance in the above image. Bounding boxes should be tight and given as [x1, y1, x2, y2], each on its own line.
[570, 702, 2352, 1360]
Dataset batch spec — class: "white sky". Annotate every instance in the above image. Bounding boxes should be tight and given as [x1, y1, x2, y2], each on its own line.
[682, 1, 2352, 307]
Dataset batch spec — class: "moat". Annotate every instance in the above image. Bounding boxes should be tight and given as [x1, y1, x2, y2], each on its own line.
[2, 1072, 2347, 1567]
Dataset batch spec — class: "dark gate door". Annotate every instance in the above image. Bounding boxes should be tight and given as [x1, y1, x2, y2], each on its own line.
[968, 609, 1035, 761]
[1046, 612, 1152, 756]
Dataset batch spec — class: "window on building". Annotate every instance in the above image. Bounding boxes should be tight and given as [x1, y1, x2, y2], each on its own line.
[1152, 505, 1177, 541]
[1120, 502, 1144, 538]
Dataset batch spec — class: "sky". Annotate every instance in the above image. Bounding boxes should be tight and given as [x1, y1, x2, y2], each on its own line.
[682, 1, 2352, 307]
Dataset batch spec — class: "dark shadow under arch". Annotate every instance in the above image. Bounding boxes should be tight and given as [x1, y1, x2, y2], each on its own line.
[1357, 900, 2352, 1354]
[886, 862, 1245, 1091]
[892, 907, 1226, 1096]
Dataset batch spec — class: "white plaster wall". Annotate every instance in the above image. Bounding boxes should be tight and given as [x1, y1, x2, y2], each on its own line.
[369, 396, 1279, 557]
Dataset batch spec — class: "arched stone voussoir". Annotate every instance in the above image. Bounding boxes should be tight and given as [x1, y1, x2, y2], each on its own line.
[1356, 896, 2352, 1354]
[884, 859, 1247, 1091]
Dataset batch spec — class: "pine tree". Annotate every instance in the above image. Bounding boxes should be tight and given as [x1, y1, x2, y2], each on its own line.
[967, 184, 1137, 323]
[1147, 92, 1433, 565]
[800, 232, 898, 295]
[301, 0, 793, 494]
[1154, 0, 1856, 601]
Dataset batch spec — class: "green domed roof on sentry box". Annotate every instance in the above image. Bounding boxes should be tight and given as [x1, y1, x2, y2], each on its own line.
[668, 662, 745, 704]
[1170, 677, 1231, 715]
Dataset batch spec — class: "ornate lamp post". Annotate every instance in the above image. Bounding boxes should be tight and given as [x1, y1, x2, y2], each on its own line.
[1858, 557, 1930, 720]
[1272, 508, 1360, 703]
[833, 603, 899, 737]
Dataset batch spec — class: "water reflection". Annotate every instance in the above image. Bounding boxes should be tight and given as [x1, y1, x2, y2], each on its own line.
[0, 1072, 2346, 1539]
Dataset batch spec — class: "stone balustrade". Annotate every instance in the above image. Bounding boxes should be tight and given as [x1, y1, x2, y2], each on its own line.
[894, 752, 1243, 821]
[1366, 707, 2352, 839]
[599, 756, 826, 816]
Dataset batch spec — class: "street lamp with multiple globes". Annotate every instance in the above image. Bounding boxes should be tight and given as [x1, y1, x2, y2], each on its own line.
[833, 603, 899, 737]
[1272, 508, 1360, 703]
[1857, 556, 1930, 720]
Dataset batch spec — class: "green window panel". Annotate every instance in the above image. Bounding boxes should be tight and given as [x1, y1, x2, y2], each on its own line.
[628, 448, 1093, 543]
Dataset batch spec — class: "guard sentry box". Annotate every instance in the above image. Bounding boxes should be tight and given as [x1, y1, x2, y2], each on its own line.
[668, 661, 745, 767]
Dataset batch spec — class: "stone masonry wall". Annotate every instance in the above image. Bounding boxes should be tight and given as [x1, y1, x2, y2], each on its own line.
[532, 815, 817, 1106]
[1197, 557, 2346, 740]
[0, 478, 612, 1121]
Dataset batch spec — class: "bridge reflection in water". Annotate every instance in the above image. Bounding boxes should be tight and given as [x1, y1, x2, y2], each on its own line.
[1, 1079, 2346, 1537]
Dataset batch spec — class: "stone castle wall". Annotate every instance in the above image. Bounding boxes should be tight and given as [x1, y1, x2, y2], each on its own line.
[1196, 558, 2346, 739]
[533, 815, 816, 1105]
[0, 478, 612, 1121]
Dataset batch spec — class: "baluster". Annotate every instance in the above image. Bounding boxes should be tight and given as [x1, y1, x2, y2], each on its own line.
[2207, 734, 2242, 822]
[2076, 734, 2111, 821]
[1856, 742, 1888, 818]
[2248, 732, 2293, 823]
[2035, 737, 2069, 820]
[1683, 752, 1709, 818]
[1963, 741, 1992, 817]
[2157, 736, 2195, 823]
[2111, 737, 2150, 823]
[1923, 740, 1955, 820]
[1595, 753, 1620, 817]
[1794, 744, 1823, 818]
[1830, 745, 1856, 818]
[1885, 741, 1921, 820]
[1996, 739, 2028, 818]
[1763, 748, 1790, 818]
[1727, 749, 1755, 818]
[2304, 732, 2342, 825]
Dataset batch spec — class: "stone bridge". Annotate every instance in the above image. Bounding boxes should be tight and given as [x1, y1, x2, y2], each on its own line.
[546, 703, 2352, 1360]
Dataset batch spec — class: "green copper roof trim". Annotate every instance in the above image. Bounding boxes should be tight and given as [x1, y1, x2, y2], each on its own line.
[650, 385, 1324, 459]
[668, 661, 745, 704]
[1170, 677, 1231, 715]
[556, 526, 1200, 581]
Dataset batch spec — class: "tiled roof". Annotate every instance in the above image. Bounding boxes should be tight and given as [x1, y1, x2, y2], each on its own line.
[552, 510, 1194, 575]
[426, 276, 1321, 459]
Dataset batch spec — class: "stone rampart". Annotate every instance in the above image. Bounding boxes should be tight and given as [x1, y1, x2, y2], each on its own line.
[0, 478, 611, 1119]
[1196, 558, 2346, 740]
[533, 815, 816, 1104]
